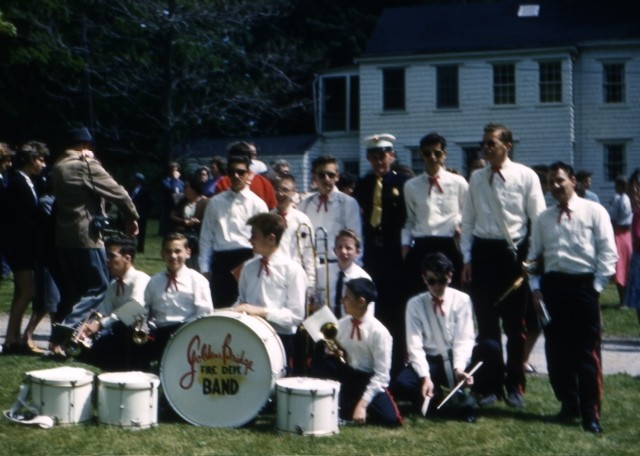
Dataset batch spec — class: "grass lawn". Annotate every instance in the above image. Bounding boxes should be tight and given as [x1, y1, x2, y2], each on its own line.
[1, 219, 639, 454]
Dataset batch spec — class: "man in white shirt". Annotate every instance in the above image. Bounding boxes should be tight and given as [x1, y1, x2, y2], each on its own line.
[76, 237, 150, 370]
[272, 173, 316, 288]
[232, 213, 307, 373]
[528, 162, 617, 434]
[299, 156, 362, 265]
[199, 151, 268, 307]
[460, 123, 546, 409]
[403, 132, 468, 294]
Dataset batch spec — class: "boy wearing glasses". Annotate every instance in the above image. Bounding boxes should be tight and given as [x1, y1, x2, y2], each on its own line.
[299, 155, 362, 263]
[392, 252, 498, 422]
[403, 132, 468, 295]
[199, 147, 268, 307]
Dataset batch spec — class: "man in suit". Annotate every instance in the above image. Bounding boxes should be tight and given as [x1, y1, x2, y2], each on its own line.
[130, 172, 152, 253]
[353, 133, 409, 374]
[51, 127, 139, 355]
[0, 143, 15, 281]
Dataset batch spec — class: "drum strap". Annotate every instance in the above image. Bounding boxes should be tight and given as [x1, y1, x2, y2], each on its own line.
[3, 383, 55, 429]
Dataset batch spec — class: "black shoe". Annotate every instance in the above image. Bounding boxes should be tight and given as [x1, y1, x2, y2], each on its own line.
[550, 403, 580, 424]
[459, 406, 476, 423]
[505, 392, 525, 409]
[582, 420, 603, 434]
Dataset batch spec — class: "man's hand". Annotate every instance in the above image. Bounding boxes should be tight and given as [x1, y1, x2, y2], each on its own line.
[454, 368, 473, 386]
[462, 262, 472, 283]
[232, 303, 267, 318]
[352, 399, 368, 424]
[125, 219, 139, 237]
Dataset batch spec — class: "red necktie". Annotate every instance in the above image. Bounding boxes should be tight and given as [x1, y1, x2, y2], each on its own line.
[277, 210, 288, 228]
[350, 318, 362, 340]
[258, 256, 270, 277]
[317, 194, 329, 213]
[557, 203, 571, 223]
[427, 175, 443, 195]
[490, 165, 506, 184]
[431, 294, 445, 317]
[165, 272, 178, 292]
[116, 278, 125, 297]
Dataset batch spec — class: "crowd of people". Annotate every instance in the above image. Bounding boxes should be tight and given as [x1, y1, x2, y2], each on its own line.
[1, 122, 638, 435]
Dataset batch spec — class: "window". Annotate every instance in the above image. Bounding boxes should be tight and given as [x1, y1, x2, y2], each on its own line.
[319, 75, 359, 132]
[603, 63, 625, 103]
[437, 65, 459, 109]
[493, 63, 515, 105]
[539, 61, 562, 103]
[383, 68, 405, 111]
[604, 143, 626, 182]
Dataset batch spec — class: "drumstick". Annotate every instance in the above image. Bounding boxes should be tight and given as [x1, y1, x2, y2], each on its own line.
[421, 395, 431, 416]
[437, 361, 483, 410]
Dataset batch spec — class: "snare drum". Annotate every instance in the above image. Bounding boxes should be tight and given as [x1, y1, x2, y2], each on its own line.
[97, 371, 160, 429]
[26, 367, 94, 425]
[160, 310, 286, 427]
[276, 377, 340, 436]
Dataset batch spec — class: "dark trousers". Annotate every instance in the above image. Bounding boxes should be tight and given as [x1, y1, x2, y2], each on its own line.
[210, 248, 254, 308]
[541, 272, 602, 422]
[76, 321, 148, 372]
[469, 238, 528, 396]
[311, 351, 402, 426]
[405, 236, 463, 296]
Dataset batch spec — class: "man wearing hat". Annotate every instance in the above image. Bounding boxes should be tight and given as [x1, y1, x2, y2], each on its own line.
[130, 172, 152, 253]
[51, 126, 139, 355]
[353, 133, 410, 375]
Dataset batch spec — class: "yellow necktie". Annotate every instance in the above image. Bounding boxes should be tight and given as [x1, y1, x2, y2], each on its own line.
[370, 177, 383, 228]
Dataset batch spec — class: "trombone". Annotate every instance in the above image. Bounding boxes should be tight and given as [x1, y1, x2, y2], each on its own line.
[295, 224, 331, 312]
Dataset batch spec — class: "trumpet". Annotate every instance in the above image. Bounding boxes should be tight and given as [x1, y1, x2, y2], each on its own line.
[132, 315, 150, 345]
[320, 322, 346, 364]
[64, 311, 103, 357]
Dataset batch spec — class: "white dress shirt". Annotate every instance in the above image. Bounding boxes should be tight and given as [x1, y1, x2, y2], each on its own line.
[271, 206, 316, 287]
[199, 187, 268, 272]
[402, 170, 468, 245]
[96, 266, 150, 329]
[460, 158, 546, 263]
[405, 288, 476, 378]
[337, 312, 393, 404]
[145, 266, 214, 327]
[299, 187, 363, 261]
[235, 250, 307, 335]
[316, 262, 374, 317]
[528, 193, 618, 293]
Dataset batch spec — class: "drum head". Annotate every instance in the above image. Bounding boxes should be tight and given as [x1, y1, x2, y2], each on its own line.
[98, 371, 160, 390]
[160, 312, 286, 427]
[27, 367, 94, 386]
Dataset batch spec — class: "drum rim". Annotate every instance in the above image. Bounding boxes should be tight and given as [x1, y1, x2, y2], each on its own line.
[98, 371, 160, 389]
[276, 377, 341, 394]
[26, 367, 94, 386]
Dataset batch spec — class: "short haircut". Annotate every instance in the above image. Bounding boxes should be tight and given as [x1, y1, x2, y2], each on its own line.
[337, 172, 356, 191]
[227, 141, 255, 163]
[345, 278, 378, 305]
[186, 173, 204, 196]
[168, 161, 181, 172]
[105, 237, 137, 261]
[484, 123, 513, 145]
[15, 141, 49, 167]
[312, 155, 339, 174]
[278, 173, 296, 186]
[162, 232, 189, 250]
[247, 212, 286, 245]
[335, 229, 361, 250]
[209, 155, 226, 172]
[419, 132, 447, 150]
[0, 142, 15, 158]
[549, 161, 575, 179]
[227, 153, 251, 169]
[575, 170, 592, 182]
[421, 252, 454, 275]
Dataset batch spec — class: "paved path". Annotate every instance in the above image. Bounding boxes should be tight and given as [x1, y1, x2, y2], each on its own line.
[1, 315, 639, 376]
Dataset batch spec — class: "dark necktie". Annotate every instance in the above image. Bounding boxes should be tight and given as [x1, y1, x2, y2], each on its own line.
[317, 194, 329, 213]
[557, 203, 571, 223]
[490, 165, 506, 184]
[350, 318, 362, 340]
[431, 294, 445, 317]
[334, 270, 345, 318]
[258, 256, 270, 277]
[428, 175, 443, 195]
[116, 278, 125, 297]
[165, 272, 178, 292]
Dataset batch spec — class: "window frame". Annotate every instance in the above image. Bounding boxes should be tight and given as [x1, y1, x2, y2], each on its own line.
[436, 65, 459, 109]
[603, 62, 626, 104]
[603, 143, 627, 182]
[382, 67, 406, 111]
[492, 63, 516, 105]
[538, 61, 562, 104]
[318, 73, 359, 133]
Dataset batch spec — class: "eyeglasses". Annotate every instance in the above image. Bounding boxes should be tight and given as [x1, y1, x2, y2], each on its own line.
[479, 139, 498, 148]
[316, 171, 337, 179]
[425, 277, 448, 286]
[228, 168, 248, 177]
[421, 149, 444, 158]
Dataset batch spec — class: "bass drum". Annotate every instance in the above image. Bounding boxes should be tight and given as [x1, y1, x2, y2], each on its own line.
[160, 310, 286, 427]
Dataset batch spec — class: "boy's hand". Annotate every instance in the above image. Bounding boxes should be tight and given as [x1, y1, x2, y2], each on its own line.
[352, 399, 368, 424]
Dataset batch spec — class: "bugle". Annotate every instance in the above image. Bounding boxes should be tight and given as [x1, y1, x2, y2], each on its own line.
[320, 322, 346, 364]
[64, 311, 103, 357]
[132, 315, 150, 344]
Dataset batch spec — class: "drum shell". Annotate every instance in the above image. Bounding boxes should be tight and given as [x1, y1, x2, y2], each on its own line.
[160, 311, 286, 427]
[26, 367, 94, 425]
[97, 371, 160, 429]
[276, 377, 341, 436]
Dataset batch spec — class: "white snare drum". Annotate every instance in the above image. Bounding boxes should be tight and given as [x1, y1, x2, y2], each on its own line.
[276, 377, 340, 436]
[26, 367, 94, 425]
[160, 310, 286, 427]
[97, 371, 160, 429]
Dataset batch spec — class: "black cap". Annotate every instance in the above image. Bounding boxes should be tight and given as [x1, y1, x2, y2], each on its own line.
[67, 127, 93, 145]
